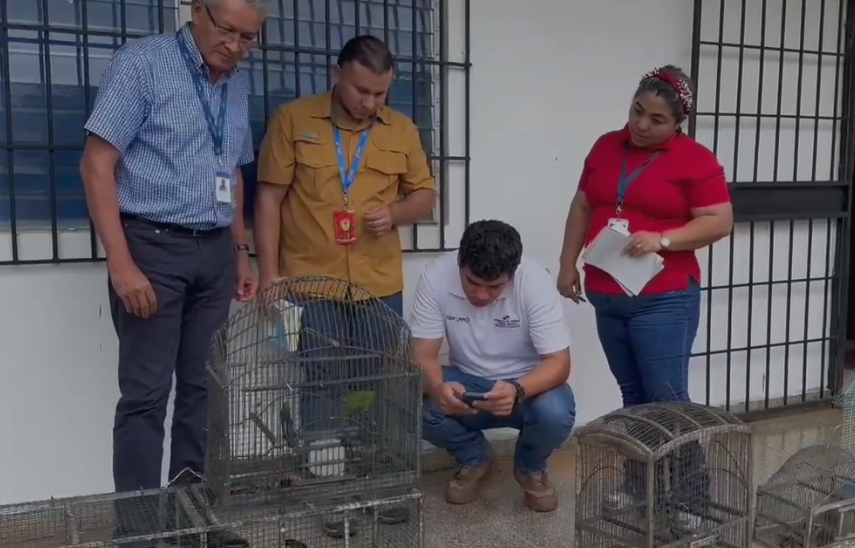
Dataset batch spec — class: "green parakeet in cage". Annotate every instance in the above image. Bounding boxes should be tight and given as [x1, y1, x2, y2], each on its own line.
[344, 391, 376, 416]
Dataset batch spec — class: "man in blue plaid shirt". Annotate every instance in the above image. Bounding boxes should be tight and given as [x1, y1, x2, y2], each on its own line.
[80, 0, 265, 545]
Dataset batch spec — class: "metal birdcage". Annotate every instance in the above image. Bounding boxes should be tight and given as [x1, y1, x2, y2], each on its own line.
[754, 443, 855, 548]
[206, 275, 422, 509]
[210, 486, 424, 548]
[0, 486, 217, 548]
[0, 483, 423, 548]
[833, 380, 855, 454]
[575, 402, 753, 548]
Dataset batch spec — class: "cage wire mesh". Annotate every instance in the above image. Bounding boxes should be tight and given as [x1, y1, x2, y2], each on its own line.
[206, 275, 422, 511]
[0, 486, 219, 548]
[833, 381, 855, 455]
[753, 443, 855, 548]
[0, 484, 423, 548]
[200, 485, 424, 548]
[575, 402, 753, 548]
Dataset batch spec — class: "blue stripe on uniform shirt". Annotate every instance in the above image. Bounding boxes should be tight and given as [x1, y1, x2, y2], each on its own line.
[84, 24, 255, 229]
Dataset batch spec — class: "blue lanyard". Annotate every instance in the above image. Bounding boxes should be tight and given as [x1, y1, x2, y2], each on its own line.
[616, 144, 662, 215]
[334, 125, 371, 205]
[176, 32, 228, 158]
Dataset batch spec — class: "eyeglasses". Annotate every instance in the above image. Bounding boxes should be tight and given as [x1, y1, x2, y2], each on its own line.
[204, 4, 258, 49]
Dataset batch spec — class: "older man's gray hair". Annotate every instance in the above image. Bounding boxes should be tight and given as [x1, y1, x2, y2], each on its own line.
[201, 0, 269, 14]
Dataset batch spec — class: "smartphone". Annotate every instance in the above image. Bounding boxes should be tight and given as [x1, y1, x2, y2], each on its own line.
[460, 392, 488, 406]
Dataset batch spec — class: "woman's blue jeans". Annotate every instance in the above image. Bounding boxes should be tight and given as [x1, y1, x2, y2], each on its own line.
[587, 281, 709, 514]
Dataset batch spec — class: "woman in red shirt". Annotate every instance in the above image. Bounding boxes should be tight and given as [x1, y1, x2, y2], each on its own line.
[557, 65, 733, 525]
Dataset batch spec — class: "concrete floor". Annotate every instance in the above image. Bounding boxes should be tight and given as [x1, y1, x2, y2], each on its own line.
[420, 408, 844, 548]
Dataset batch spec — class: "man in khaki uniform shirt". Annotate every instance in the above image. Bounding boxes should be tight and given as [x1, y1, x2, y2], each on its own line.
[254, 35, 436, 314]
[253, 38, 434, 528]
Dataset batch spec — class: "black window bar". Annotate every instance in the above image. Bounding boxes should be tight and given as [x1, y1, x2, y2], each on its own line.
[689, 0, 855, 419]
[0, 0, 471, 265]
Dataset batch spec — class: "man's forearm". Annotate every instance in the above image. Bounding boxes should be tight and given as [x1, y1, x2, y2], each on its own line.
[81, 162, 132, 265]
[231, 177, 248, 246]
[517, 352, 571, 397]
[253, 189, 283, 280]
[391, 189, 435, 226]
[419, 356, 445, 394]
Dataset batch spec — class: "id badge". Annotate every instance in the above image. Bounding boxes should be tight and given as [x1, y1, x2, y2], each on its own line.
[608, 218, 629, 235]
[333, 210, 358, 245]
[215, 171, 232, 204]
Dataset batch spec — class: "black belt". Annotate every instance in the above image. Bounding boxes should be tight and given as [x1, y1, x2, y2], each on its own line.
[120, 213, 227, 237]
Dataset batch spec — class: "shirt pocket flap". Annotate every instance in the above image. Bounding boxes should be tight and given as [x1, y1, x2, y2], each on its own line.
[366, 142, 408, 175]
[294, 135, 336, 169]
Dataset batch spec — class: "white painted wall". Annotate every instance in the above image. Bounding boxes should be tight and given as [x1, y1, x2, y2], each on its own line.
[0, 0, 844, 504]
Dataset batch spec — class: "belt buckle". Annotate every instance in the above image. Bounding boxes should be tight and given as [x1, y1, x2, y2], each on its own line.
[189, 228, 205, 237]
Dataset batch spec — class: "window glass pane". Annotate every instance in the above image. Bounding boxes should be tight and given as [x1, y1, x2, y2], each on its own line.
[8, 32, 49, 146]
[0, 81, 6, 146]
[5, 32, 134, 147]
[0, 152, 9, 224]
[0, 150, 87, 226]
[419, 129, 433, 155]
[8, 0, 176, 35]
[1, 0, 177, 226]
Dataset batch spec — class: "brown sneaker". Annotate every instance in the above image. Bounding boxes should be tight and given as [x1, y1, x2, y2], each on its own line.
[514, 469, 558, 512]
[445, 459, 494, 505]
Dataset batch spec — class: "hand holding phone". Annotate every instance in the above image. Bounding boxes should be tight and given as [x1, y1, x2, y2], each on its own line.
[460, 391, 488, 406]
[434, 382, 477, 416]
[471, 381, 518, 417]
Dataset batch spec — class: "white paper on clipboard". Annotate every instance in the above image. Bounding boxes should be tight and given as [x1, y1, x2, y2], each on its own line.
[582, 226, 665, 296]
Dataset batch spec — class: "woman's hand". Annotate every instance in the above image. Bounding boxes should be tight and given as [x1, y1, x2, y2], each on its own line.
[623, 231, 662, 257]
[557, 266, 584, 303]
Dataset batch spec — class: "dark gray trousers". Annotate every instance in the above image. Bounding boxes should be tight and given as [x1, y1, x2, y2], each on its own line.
[110, 215, 235, 496]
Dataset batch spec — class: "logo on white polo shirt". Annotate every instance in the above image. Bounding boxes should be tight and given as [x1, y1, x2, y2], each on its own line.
[446, 314, 470, 323]
[493, 315, 521, 329]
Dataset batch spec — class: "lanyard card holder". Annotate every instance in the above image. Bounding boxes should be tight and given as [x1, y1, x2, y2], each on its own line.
[332, 122, 371, 246]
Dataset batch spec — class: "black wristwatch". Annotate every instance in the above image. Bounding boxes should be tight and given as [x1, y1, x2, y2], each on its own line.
[508, 380, 526, 411]
[235, 243, 250, 253]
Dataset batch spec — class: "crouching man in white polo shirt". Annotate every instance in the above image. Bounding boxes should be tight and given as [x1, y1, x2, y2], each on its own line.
[410, 220, 576, 512]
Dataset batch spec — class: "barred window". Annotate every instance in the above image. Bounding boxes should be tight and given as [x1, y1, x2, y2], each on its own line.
[2, 1, 178, 238]
[0, 0, 468, 263]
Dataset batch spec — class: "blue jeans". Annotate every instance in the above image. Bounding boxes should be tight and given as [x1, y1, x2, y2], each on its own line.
[587, 283, 699, 405]
[588, 282, 708, 513]
[422, 366, 576, 474]
[276, 293, 405, 439]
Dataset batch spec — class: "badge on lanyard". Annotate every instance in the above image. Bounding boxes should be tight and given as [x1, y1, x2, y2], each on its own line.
[612, 144, 663, 233]
[608, 218, 630, 234]
[333, 122, 371, 245]
[333, 210, 358, 245]
[177, 31, 230, 205]
[215, 171, 232, 204]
